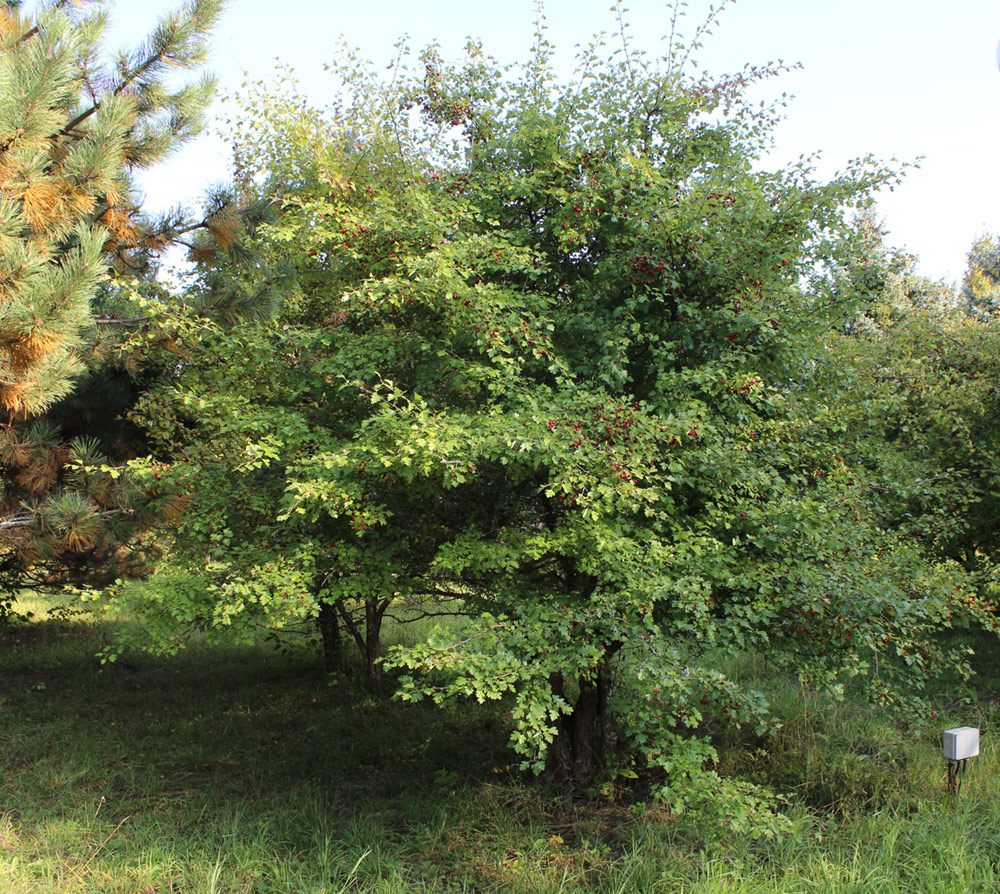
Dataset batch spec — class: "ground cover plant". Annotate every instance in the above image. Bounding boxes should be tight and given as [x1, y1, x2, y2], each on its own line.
[2, 594, 1000, 893]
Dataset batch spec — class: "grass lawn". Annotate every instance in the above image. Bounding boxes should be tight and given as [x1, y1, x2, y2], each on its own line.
[2, 595, 1000, 892]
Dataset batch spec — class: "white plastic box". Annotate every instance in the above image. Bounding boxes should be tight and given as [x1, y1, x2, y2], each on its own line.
[943, 727, 980, 761]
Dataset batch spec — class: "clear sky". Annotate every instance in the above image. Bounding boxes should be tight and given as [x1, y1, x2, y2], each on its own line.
[111, 0, 1000, 285]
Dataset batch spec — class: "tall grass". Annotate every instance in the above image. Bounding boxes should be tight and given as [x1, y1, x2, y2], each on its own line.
[1, 593, 999, 892]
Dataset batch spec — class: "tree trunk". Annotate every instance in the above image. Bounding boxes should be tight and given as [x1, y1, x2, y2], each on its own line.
[549, 665, 613, 788]
[337, 598, 388, 697]
[316, 600, 344, 674]
[364, 598, 385, 697]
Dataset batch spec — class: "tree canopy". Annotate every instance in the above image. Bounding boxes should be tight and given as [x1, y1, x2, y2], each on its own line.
[102, 10, 1000, 831]
[0, 0, 228, 415]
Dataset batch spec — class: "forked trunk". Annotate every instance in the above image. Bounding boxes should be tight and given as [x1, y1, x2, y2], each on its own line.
[337, 597, 388, 697]
[363, 598, 385, 697]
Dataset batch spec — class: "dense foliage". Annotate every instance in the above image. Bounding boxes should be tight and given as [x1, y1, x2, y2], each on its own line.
[103, 9, 1000, 831]
[817, 217, 1000, 591]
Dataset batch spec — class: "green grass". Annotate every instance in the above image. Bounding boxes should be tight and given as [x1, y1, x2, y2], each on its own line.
[2, 595, 1000, 892]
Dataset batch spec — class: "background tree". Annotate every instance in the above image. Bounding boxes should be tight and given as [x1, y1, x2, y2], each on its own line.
[960, 232, 1000, 319]
[815, 220, 1000, 594]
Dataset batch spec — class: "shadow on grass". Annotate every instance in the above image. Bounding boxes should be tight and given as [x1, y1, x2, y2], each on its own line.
[0, 615, 654, 893]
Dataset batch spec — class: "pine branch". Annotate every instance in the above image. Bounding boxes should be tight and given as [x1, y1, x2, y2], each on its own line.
[0, 511, 33, 531]
[60, 1, 224, 140]
[91, 317, 149, 327]
[17, 0, 73, 44]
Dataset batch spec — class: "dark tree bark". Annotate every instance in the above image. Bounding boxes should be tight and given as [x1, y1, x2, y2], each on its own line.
[316, 600, 344, 674]
[337, 597, 389, 697]
[548, 659, 615, 788]
[362, 598, 385, 696]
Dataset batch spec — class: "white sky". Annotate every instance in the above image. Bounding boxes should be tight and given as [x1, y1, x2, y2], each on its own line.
[111, 0, 1000, 285]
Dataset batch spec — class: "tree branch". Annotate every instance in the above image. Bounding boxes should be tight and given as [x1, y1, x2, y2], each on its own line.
[0, 512, 34, 531]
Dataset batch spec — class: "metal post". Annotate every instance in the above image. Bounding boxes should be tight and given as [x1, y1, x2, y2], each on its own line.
[947, 757, 970, 795]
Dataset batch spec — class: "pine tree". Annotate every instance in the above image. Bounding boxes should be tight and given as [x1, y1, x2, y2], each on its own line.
[0, 0, 227, 608]
[0, 0, 226, 415]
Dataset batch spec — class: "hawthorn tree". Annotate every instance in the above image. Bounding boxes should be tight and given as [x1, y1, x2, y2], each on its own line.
[116, 7, 997, 826]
